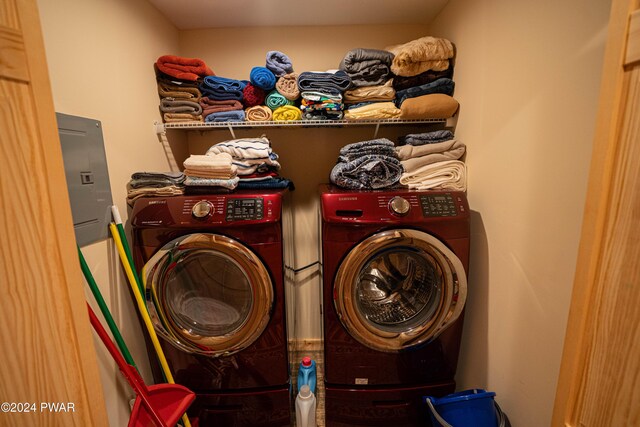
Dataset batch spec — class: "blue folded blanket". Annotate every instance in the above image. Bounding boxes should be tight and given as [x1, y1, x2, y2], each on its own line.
[250, 66, 276, 91]
[330, 154, 402, 190]
[200, 76, 247, 101]
[395, 78, 455, 107]
[266, 51, 294, 77]
[204, 110, 246, 122]
[297, 71, 352, 96]
[237, 177, 294, 190]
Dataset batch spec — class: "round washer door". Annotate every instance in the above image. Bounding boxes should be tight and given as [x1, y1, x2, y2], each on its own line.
[142, 233, 273, 357]
[334, 229, 467, 353]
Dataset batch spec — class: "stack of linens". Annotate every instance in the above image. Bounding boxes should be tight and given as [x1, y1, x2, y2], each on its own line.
[330, 138, 402, 189]
[126, 172, 185, 205]
[298, 71, 352, 120]
[199, 76, 247, 122]
[183, 153, 239, 192]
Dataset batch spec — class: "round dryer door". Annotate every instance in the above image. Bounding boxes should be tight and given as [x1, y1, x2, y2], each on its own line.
[142, 233, 273, 357]
[334, 229, 467, 353]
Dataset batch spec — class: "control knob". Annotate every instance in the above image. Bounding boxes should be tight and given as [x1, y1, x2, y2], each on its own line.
[192, 200, 212, 219]
[389, 196, 410, 216]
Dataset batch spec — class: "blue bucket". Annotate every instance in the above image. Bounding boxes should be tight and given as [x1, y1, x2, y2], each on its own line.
[425, 389, 498, 427]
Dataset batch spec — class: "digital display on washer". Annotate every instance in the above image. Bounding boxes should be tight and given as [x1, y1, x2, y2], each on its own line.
[226, 198, 264, 221]
[420, 194, 457, 217]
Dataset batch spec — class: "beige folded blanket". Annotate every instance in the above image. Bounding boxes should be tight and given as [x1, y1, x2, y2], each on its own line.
[275, 73, 300, 100]
[344, 102, 401, 120]
[157, 81, 202, 100]
[163, 113, 203, 123]
[246, 105, 273, 121]
[396, 139, 466, 173]
[399, 159, 466, 191]
[183, 154, 237, 176]
[344, 80, 395, 103]
[399, 94, 459, 119]
[126, 185, 184, 206]
[387, 36, 454, 77]
[183, 168, 237, 180]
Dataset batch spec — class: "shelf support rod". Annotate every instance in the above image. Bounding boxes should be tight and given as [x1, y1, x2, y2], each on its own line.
[373, 122, 380, 139]
[227, 123, 236, 139]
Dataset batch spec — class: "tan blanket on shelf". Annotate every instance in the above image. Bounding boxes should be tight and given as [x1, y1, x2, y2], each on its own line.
[344, 80, 396, 103]
[397, 139, 466, 173]
[126, 185, 184, 206]
[344, 102, 401, 120]
[183, 168, 237, 180]
[399, 94, 459, 119]
[399, 159, 467, 191]
[163, 113, 203, 123]
[387, 36, 454, 77]
[246, 105, 273, 121]
[183, 153, 237, 175]
[157, 81, 202, 100]
[275, 73, 300, 100]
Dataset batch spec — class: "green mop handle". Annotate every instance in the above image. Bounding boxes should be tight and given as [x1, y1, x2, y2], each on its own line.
[111, 206, 145, 298]
[78, 246, 137, 369]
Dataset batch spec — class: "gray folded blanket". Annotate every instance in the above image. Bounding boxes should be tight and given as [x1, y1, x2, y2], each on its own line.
[297, 71, 352, 96]
[266, 51, 294, 77]
[159, 98, 203, 115]
[339, 48, 395, 87]
[128, 171, 186, 189]
[338, 138, 397, 162]
[398, 130, 454, 146]
[330, 154, 403, 190]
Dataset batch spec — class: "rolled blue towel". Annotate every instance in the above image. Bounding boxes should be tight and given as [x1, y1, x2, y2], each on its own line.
[200, 76, 246, 101]
[250, 66, 276, 91]
[266, 51, 294, 77]
[204, 110, 246, 122]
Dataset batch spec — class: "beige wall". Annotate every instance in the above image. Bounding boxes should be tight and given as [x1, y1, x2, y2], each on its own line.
[37, 0, 179, 425]
[429, 1, 611, 425]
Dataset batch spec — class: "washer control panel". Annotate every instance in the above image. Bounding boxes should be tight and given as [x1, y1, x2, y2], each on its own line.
[388, 196, 411, 216]
[420, 194, 458, 217]
[226, 197, 264, 221]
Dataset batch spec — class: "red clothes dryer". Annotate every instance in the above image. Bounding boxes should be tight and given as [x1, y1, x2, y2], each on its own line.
[320, 184, 470, 427]
[131, 190, 290, 427]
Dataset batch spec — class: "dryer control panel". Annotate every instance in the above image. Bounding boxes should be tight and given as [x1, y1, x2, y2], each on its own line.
[420, 194, 459, 217]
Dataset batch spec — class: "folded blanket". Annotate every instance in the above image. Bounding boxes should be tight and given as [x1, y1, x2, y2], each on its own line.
[184, 176, 240, 190]
[266, 90, 296, 110]
[297, 71, 352, 96]
[204, 110, 246, 122]
[246, 105, 273, 121]
[206, 136, 276, 160]
[200, 76, 246, 101]
[183, 168, 237, 180]
[301, 91, 342, 103]
[344, 102, 401, 120]
[242, 83, 267, 108]
[399, 159, 467, 191]
[338, 138, 397, 162]
[396, 78, 455, 106]
[397, 139, 466, 173]
[344, 80, 395, 103]
[163, 113, 203, 123]
[237, 176, 294, 190]
[398, 130, 454, 146]
[127, 185, 184, 206]
[128, 172, 185, 189]
[160, 98, 203, 115]
[156, 55, 214, 81]
[273, 105, 302, 121]
[387, 36, 454, 77]
[330, 154, 403, 190]
[400, 94, 459, 119]
[157, 81, 202, 100]
[302, 110, 344, 121]
[275, 73, 300, 100]
[155, 70, 202, 89]
[266, 51, 294, 77]
[199, 98, 243, 117]
[250, 66, 276, 91]
[184, 153, 235, 171]
[301, 99, 343, 112]
[392, 66, 454, 91]
[339, 48, 395, 87]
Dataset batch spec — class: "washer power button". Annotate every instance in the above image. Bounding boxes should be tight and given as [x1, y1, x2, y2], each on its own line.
[389, 196, 410, 216]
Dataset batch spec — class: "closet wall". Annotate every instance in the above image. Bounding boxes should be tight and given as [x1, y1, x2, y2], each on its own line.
[37, 0, 181, 426]
[35, 0, 611, 426]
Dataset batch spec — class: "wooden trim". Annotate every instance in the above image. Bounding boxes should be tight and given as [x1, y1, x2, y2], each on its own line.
[552, 0, 640, 425]
[626, 9, 640, 65]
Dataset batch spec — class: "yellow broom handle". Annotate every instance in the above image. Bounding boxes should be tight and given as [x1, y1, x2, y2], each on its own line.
[109, 223, 192, 427]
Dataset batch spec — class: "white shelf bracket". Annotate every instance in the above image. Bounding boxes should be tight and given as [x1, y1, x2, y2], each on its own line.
[154, 121, 166, 135]
[153, 121, 179, 172]
[373, 122, 381, 139]
[226, 123, 236, 139]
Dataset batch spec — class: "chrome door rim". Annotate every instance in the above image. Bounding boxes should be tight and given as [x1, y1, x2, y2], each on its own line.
[334, 229, 467, 352]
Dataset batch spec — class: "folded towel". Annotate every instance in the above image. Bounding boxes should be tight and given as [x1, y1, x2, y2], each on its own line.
[386, 36, 455, 77]
[237, 176, 294, 190]
[266, 90, 296, 110]
[339, 48, 395, 87]
[344, 80, 395, 104]
[131, 171, 185, 182]
[184, 153, 235, 169]
[200, 76, 246, 101]
[399, 94, 459, 119]
[397, 139, 466, 173]
[159, 98, 203, 115]
[396, 78, 455, 106]
[156, 70, 202, 89]
[199, 98, 243, 117]
[266, 51, 294, 77]
[250, 66, 276, 91]
[301, 99, 343, 112]
[344, 102, 401, 120]
[184, 176, 240, 190]
[392, 66, 454, 91]
[302, 110, 344, 120]
[338, 138, 397, 161]
[297, 71, 352, 96]
[246, 105, 273, 121]
[242, 83, 267, 108]
[183, 168, 237, 180]
[330, 155, 403, 190]
[207, 137, 274, 160]
[156, 55, 214, 81]
[163, 113, 203, 123]
[275, 73, 300, 100]
[399, 159, 467, 191]
[398, 130, 454, 146]
[204, 110, 245, 122]
[273, 105, 302, 121]
[157, 81, 202, 100]
[301, 91, 342, 103]
[127, 185, 184, 206]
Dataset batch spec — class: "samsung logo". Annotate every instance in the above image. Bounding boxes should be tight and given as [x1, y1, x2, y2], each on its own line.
[338, 197, 358, 201]
[148, 200, 166, 205]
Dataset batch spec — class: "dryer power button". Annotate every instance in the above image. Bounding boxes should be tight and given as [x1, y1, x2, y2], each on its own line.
[389, 196, 411, 216]
[192, 200, 212, 219]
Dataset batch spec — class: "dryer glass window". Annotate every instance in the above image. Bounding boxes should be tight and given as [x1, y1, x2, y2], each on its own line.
[162, 249, 252, 337]
[355, 247, 443, 333]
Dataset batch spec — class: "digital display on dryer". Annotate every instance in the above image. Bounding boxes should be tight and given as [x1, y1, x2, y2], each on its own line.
[226, 198, 264, 221]
[420, 194, 457, 217]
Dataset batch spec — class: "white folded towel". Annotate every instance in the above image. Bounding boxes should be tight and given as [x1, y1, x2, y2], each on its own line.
[396, 139, 466, 173]
[399, 160, 467, 191]
[206, 137, 272, 160]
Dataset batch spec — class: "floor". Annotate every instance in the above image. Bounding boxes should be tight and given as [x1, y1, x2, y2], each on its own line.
[290, 340, 325, 427]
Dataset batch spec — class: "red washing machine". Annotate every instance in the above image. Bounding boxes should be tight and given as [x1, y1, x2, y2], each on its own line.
[131, 190, 290, 427]
[320, 184, 470, 427]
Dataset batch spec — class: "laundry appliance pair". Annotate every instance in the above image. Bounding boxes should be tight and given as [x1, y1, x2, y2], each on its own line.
[320, 184, 470, 427]
[130, 190, 291, 427]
